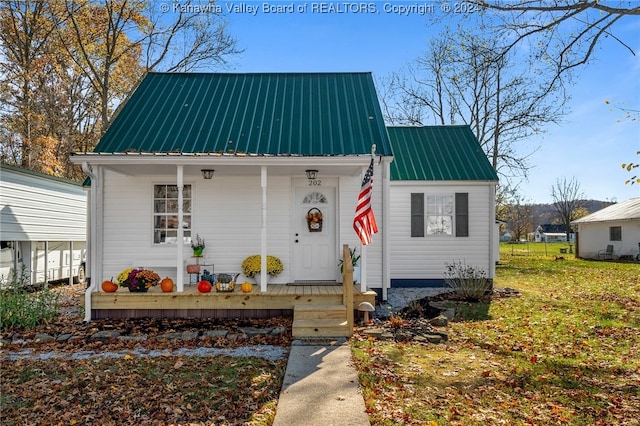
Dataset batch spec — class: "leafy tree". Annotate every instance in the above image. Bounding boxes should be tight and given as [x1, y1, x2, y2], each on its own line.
[550, 177, 584, 240]
[622, 152, 640, 185]
[1, 0, 239, 179]
[0, 0, 60, 171]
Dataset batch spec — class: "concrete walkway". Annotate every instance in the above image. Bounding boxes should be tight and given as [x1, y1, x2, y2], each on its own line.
[273, 288, 451, 425]
[273, 341, 370, 426]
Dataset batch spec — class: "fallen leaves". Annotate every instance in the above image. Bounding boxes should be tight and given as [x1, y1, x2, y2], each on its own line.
[1, 355, 286, 425]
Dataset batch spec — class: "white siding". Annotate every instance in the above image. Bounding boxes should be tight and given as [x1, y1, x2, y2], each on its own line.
[100, 172, 293, 284]
[389, 181, 495, 281]
[0, 167, 87, 241]
[576, 220, 640, 259]
[99, 168, 387, 289]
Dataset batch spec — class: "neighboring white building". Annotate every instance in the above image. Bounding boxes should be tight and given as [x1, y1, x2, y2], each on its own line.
[0, 164, 87, 285]
[571, 197, 640, 260]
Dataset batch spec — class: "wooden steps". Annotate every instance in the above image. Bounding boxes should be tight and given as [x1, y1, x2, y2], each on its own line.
[292, 304, 351, 338]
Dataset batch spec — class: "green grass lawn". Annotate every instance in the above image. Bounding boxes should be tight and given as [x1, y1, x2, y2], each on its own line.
[353, 243, 640, 425]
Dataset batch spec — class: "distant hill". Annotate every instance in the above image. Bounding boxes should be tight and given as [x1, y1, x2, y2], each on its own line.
[530, 199, 616, 228]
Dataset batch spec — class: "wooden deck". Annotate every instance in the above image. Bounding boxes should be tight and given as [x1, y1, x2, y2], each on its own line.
[90, 284, 376, 320]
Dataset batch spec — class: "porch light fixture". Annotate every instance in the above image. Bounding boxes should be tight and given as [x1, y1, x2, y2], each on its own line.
[305, 169, 318, 180]
[201, 169, 215, 180]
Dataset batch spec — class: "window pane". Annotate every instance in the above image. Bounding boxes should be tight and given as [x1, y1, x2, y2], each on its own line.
[610, 226, 622, 241]
[154, 185, 166, 198]
[167, 200, 179, 213]
[167, 185, 178, 198]
[153, 184, 191, 245]
[154, 200, 166, 213]
[427, 215, 452, 235]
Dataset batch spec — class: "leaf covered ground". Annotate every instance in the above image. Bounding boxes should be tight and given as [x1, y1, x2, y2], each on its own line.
[1, 284, 291, 425]
[352, 244, 640, 425]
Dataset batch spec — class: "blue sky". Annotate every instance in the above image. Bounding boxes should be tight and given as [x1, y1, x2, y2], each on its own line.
[170, 1, 639, 204]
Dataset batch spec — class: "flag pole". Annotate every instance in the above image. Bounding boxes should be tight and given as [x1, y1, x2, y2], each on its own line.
[360, 144, 376, 291]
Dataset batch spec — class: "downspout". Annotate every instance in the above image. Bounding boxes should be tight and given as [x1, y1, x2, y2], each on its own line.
[81, 162, 98, 322]
[488, 183, 496, 281]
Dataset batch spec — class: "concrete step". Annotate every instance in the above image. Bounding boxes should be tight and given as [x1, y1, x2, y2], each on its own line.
[292, 318, 351, 338]
[293, 304, 347, 320]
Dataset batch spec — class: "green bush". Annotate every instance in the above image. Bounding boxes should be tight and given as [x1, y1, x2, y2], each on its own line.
[443, 260, 492, 301]
[0, 266, 60, 331]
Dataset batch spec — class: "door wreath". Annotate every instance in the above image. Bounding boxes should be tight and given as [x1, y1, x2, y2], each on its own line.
[306, 208, 323, 232]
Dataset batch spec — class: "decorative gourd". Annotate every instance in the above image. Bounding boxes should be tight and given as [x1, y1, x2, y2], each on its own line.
[101, 280, 118, 293]
[240, 282, 253, 293]
[218, 273, 232, 283]
[160, 277, 174, 292]
[197, 280, 212, 293]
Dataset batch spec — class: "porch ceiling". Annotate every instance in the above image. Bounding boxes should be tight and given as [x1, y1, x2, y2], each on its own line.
[97, 161, 369, 178]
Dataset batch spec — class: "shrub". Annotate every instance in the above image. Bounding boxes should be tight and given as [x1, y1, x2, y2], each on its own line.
[0, 266, 60, 331]
[443, 260, 492, 301]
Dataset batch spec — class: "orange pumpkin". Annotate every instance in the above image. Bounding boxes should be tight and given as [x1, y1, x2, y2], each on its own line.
[101, 280, 118, 293]
[240, 282, 253, 293]
[160, 277, 174, 292]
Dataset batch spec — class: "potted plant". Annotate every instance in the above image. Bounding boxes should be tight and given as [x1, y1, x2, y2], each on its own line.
[191, 234, 205, 257]
[116, 268, 160, 292]
[338, 247, 361, 283]
[242, 255, 284, 285]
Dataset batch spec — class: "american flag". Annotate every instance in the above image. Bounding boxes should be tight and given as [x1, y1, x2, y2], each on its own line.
[353, 158, 378, 245]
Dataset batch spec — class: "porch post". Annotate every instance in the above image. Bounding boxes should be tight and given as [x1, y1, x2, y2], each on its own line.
[81, 162, 102, 322]
[177, 165, 184, 292]
[260, 166, 267, 292]
[381, 157, 391, 299]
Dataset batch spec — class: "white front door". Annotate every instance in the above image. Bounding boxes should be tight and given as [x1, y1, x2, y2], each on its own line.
[292, 179, 337, 281]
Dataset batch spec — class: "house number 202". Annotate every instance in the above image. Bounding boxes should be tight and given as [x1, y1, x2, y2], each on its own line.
[308, 179, 322, 186]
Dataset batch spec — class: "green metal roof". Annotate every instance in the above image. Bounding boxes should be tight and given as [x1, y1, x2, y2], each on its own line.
[94, 72, 392, 156]
[388, 126, 498, 181]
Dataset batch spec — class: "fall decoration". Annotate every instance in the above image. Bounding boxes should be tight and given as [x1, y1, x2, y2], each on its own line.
[197, 280, 212, 293]
[160, 277, 174, 292]
[240, 282, 253, 293]
[101, 280, 118, 293]
[215, 273, 238, 292]
[306, 208, 323, 232]
[241, 255, 284, 278]
[116, 268, 160, 292]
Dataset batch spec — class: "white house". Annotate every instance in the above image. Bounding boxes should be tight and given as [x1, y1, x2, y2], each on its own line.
[70, 72, 498, 323]
[387, 126, 498, 287]
[571, 197, 640, 260]
[0, 164, 87, 285]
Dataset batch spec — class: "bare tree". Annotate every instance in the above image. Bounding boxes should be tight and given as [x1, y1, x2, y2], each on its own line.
[383, 30, 566, 181]
[550, 177, 584, 240]
[471, 1, 639, 91]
